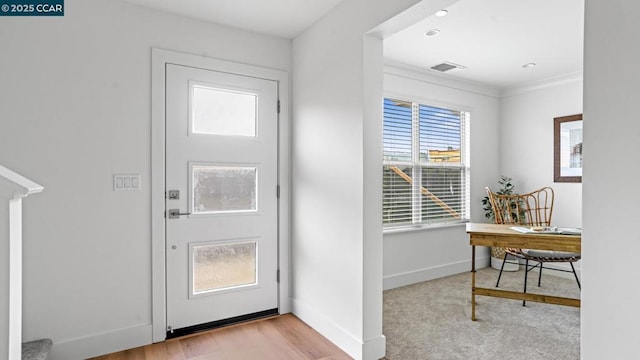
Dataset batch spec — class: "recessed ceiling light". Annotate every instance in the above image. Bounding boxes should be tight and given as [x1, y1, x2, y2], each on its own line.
[424, 29, 441, 37]
[522, 62, 536, 68]
[435, 9, 448, 17]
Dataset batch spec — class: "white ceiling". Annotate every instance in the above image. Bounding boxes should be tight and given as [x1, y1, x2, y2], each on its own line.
[117, 0, 584, 90]
[117, 0, 345, 38]
[384, 0, 585, 89]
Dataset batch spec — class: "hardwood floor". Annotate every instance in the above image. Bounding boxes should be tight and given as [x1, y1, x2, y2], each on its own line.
[89, 314, 352, 360]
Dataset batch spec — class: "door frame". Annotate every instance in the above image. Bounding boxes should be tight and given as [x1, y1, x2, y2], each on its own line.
[151, 48, 290, 342]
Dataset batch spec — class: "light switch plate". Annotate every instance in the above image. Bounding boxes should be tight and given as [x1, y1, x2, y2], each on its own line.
[114, 174, 141, 191]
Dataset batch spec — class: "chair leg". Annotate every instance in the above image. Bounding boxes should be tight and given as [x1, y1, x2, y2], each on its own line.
[523, 259, 529, 306]
[570, 262, 581, 289]
[537, 262, 543, 287]
[495, 252, 508, 288]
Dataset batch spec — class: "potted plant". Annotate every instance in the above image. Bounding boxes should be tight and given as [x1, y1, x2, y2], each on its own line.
[482, 176, 520, 271]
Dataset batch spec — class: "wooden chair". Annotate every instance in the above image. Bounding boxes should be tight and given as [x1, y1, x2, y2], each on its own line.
[484, 186, 581, 305]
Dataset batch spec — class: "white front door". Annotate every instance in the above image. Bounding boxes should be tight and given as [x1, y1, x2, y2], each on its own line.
[165, 63, 279, 335]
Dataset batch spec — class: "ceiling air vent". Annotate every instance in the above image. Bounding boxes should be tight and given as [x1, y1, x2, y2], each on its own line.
[430, 62, 467, 72]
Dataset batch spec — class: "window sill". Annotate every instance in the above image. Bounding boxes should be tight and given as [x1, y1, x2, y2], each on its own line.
[383, 220, 469, 235]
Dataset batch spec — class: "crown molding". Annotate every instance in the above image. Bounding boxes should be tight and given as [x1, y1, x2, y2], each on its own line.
[384, 60, 502, 98]
[500, 71, 583, 98]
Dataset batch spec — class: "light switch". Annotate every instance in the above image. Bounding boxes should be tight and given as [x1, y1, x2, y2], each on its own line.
[115, 176, 124, 189]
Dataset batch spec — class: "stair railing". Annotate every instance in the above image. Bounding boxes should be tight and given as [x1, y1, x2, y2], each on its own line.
[0, 165, 43, 360]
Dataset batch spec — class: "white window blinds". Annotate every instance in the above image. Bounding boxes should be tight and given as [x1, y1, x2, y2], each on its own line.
[383, 98, 470, 228]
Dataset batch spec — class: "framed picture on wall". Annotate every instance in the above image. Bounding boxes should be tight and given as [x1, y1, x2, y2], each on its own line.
[554, 114, 583, 183]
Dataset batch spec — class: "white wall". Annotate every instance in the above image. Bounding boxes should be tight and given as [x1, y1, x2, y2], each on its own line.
[498, 78, 584, 277]
[0, 1, 290, 359]
[291, 1, 463, 359]
[582, 1, 640, 358]
[382, 66, 500, 289]
[500, 78, 583, 228]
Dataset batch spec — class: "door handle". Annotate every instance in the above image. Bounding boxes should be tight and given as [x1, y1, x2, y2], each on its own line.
[168, 209, 191, 219]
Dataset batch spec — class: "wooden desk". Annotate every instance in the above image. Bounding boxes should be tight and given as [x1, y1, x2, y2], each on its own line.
[467, 223, 581, 321]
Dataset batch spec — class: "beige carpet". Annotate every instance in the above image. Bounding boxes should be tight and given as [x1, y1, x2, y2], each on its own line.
[383, 267, 580, 360]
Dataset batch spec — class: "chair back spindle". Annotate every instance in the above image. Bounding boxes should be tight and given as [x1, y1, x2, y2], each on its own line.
[485, 186, 554, 227]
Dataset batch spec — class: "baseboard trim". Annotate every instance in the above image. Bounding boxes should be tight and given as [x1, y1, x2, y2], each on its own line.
[47, 324, 152, 360]
[291, 297, 369, 359]
[383, 256, 490, 290]
[363, 334, 386, 360]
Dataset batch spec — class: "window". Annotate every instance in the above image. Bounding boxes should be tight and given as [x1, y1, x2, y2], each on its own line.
[383, 98, 470, 228]
[191, 164, 258, 214]
[190, 82, 257, 137]
[191, 241, 257, 295]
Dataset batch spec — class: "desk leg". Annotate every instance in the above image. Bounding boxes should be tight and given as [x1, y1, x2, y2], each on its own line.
[471, 244, 476, 321]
